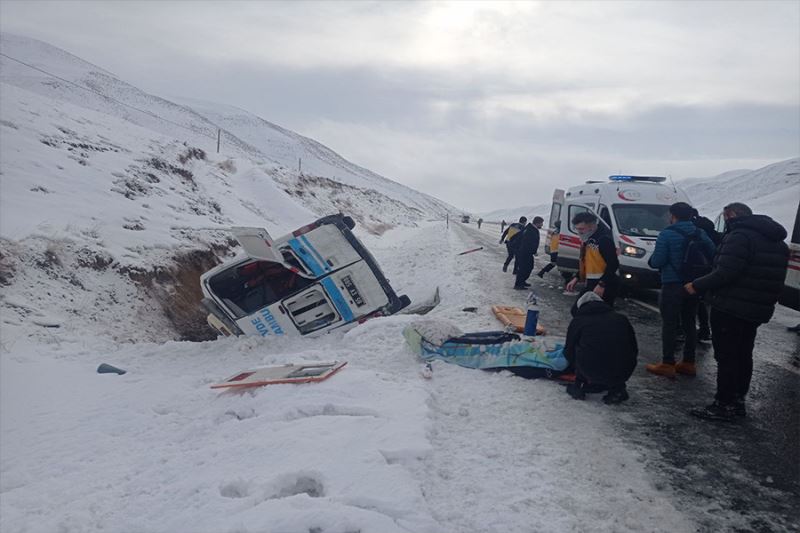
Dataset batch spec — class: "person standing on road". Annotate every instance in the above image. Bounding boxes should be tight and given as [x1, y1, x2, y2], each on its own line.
[513, 217, 544, 290]
[500, 220, 507, 233]
[684, 202, 789, 421]
[691, 208, 722, 341]
[563, 292, 638, 404]
[477, 217, 483, 229]
[565, 212, 620, 306]
[537, 220, 561, 279]
[645, 202, 715, 379]
[500, 216, 526, 274]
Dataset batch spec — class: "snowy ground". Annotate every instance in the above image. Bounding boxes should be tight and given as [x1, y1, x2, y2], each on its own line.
[5, 220, 798, 533]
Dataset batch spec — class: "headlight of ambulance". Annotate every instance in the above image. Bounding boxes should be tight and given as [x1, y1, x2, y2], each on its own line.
[621, 244, 646, 258]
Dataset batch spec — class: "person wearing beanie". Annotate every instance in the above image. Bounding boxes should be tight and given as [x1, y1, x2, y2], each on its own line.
[563, 291, 638, 404]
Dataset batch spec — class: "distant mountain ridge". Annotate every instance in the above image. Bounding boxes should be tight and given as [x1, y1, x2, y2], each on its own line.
[678, 157, 799, 231]
[479, 203, 551, 223]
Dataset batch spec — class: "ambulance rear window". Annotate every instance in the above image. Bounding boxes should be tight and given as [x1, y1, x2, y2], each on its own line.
[209, 260, 315, 319]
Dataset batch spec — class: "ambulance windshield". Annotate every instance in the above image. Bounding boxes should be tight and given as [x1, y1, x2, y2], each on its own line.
[612, 204, 670, 237]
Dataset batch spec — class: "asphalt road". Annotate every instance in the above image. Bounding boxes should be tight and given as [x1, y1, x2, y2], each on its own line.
[465, 221, 800, 532]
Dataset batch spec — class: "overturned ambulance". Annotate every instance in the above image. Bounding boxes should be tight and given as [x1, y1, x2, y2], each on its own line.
[200, 214, 410, 338]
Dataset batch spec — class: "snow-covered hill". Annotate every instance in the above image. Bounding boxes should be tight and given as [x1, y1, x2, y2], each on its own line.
[678, 157, 799, 232]
[0, 33, 460, 341]
[0, 32, 458, 241]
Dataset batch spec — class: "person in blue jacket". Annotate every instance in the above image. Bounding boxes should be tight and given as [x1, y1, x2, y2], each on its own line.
[645, 202, 715, 379]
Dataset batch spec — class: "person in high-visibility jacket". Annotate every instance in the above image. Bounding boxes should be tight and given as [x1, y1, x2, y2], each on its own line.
[565, 212, 620, 306]
[499, 216, 527, 274]
[537, 220, 561, 278]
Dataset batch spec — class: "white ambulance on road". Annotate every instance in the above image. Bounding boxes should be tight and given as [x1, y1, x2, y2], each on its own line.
[779, 201, 800, 311]
[200, 214, 410, 338]
[545, 175, 691, 288]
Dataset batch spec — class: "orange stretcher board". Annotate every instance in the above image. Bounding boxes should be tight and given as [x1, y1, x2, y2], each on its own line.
[211, 361, 347, 389]
[491, 306, 546, 335]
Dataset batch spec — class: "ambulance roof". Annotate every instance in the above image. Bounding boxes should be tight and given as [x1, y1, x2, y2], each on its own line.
[565, 177, 687, 204]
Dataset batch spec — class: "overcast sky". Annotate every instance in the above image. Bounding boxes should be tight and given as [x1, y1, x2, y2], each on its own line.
[2, 1, 798, 212]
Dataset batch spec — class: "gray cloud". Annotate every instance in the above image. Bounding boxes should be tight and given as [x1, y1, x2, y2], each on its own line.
[1, 0, 798, 212]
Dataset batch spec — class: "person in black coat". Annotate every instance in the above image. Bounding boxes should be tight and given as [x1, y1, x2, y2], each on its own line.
[685, 203, 789, 421]
[690, 208, 722, 340]
[691, 208, 722, 246]
[513, 216, 544, 289]
[563, 292, 638, 404]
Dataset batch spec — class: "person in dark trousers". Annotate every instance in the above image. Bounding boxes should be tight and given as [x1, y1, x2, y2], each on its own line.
[477, 218, 483, 229]
[500, 216, 526, 274]
[565, 212, 620, 306]
[564, 292, 638, 404]
[513, 216, 544, 289]
[685, 203, 789, 421]
[537, 220, 561, 278]
[646, 202, 715, 379]
[500, 220, 507, 233]
[691, 208, 722, 340]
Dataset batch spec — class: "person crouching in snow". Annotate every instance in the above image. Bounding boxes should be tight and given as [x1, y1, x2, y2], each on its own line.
[563, 292, 638, 404]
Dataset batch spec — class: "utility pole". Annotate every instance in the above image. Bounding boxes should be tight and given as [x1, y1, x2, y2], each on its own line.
[298, 158, 302, 174]
[216, 129, 220, 153]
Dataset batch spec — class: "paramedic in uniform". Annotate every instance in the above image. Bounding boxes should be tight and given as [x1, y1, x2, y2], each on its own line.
[565, 211, 620, 306]
[537, 220, 561, 278]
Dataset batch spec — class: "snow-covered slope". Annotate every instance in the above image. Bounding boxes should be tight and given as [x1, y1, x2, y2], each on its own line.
[678, 157, 799, 232]
[0, 32, 459, 342]
[173, 96, 456, 226]
[0, 32, 459, 243]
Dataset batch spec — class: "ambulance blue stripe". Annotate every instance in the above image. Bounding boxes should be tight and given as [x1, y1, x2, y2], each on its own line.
[301, 235, 330, 272]
[287, 238, 325, 277]
[320, 278, 354, 322]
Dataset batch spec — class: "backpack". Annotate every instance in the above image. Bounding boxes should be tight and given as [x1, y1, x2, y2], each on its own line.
[672, 227, 712, 282]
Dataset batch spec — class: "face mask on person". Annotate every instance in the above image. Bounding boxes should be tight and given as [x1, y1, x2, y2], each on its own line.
[574, 222, 596, 243]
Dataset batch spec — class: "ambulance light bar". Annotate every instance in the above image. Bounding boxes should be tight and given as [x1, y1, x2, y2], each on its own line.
[609, 175, 667, 183]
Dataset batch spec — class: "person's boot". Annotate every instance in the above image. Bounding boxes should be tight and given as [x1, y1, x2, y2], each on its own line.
[675, 361, 696, 376]
[689, 401, 738, 422]
[602, 387, 629, 405]
[565, 383, 586, 400]
[645, 362, 676, 379]
[502, 264, 508, 273]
